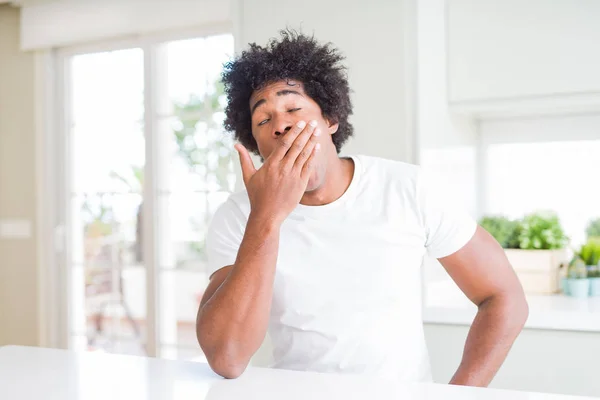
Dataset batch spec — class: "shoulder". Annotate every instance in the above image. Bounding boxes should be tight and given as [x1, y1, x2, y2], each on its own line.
[356, 154, 421, 178]
[224, 189, 251, 214]
[209, 190, 250, 233]
[353, 154, 424, 194]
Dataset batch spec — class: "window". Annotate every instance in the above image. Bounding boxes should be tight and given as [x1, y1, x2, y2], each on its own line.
[419, 119, 600, 290]
[485, 140, 600, 247]
[61, 32, 235, 361]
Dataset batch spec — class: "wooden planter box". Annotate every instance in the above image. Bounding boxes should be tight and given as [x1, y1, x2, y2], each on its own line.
[505, 249, 567, 295]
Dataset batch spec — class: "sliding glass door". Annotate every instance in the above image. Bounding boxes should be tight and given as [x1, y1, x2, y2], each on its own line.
[60, 32, 235, 360]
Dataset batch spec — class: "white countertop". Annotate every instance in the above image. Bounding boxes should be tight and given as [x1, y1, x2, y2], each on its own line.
[0, 346, 597, 399]
[424, 281, 600, 332]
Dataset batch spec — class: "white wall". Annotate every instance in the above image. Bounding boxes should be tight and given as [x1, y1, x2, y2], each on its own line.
[418, 0, 477, 283]
[19, 0, 231, 50]
[480, 113, 600, 145]
[417, 0, 477, 216]
[425, 324, 600, 398]
[236, 0, 417, 163]
[448, 0, 600, 103]
[0, 5, 39, 346]
[418, 0, 477, 150]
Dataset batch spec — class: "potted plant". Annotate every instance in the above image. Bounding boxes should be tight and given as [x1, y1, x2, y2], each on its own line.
[502, 211, 569, 295]
[586, 217, 600, 239]
[566, 256, 589, 298]
[578, 237, 600, 296]
[479, 215, 521, 249]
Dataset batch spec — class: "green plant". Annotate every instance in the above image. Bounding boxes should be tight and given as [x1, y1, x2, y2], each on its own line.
[587, 265, 600, 279]
[518, 211, 569, 250]
[172, 80, 234, 193]
[567, 256, 588, 279]
[578, 237, 600, 268]
[479, 215, 521, 249]
[586, 217, 600, 239]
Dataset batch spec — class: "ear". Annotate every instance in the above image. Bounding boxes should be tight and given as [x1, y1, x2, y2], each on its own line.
[325, 116, 339, 135]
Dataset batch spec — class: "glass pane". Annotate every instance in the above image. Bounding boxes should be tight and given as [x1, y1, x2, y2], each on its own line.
[486, 140, 600, 247]
[71, 48, 145, 194]
[156, 192, 230, 269]
[69, 48, 146, 357]
[166, 34, 234, 111]
[156, 34, 235, 358]
[159, 115, 236, 193]
[72, 193, 143, 267]
[70, 264, 147, 354]
[158, 270, 209, 350]
[72, 120, 145, 194]
[71, 49, 144, 125]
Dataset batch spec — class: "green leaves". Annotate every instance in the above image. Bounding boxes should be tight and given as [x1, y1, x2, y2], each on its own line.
[479, 216, 521, 249]
[586, 218, 600, 240]
[578, 237, 600, 267]
[171, 82, 234, 192]
[568, 256, 588, 279]
[479, 211, 568, 250]
[518, 211, 569, 250]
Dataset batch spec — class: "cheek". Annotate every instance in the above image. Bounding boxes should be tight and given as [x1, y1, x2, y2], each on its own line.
[253, 134, 272, 158]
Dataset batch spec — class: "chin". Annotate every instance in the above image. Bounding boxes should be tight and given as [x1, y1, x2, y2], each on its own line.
[305, 172, 323, 192]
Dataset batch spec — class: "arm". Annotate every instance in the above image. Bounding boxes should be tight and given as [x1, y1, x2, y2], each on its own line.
[196, 214, 280, 379]
[438, 225, 529, 387]
[196, 120, 320, 378]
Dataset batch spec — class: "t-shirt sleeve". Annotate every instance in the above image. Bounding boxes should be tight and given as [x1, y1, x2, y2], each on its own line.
[416, 169, 478, 259]
[206, 198, 246, 278]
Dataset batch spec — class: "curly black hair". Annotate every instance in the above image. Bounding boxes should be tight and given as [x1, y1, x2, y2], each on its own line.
[221, 29, 353, 154]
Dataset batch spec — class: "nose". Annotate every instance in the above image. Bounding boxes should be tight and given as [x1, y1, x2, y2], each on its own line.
[271, 113, 294, 138]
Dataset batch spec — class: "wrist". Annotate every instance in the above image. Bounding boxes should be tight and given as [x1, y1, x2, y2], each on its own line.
[247, 212, 282, 233]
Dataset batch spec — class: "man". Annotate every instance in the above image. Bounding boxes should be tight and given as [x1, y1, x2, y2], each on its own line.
[196, 30, 528, 385]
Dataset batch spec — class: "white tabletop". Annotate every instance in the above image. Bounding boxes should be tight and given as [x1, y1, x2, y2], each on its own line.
[0, 346, 596, 400]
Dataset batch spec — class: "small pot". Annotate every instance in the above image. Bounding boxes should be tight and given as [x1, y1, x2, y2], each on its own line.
[589, 277, 600, 297]
[561, 277, 570, 295]
[567, 279, 590, 298]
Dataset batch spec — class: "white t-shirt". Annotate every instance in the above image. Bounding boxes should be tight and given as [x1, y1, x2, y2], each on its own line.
[206, 155, 477, 382]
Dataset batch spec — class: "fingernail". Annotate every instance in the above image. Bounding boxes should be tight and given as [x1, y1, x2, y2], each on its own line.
[313, 129, 321, 136]
[309, 120, 318, 127]
[316, 143, 321, 151]
[297, 121, 307, 129]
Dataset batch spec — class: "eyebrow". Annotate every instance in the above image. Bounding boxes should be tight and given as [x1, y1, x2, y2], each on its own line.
[250, 90, 303, 116]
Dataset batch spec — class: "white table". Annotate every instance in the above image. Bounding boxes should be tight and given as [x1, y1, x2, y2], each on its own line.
[0, 346, 596, 399]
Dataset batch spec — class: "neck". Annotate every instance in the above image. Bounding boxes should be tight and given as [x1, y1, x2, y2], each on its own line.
[300, 153, 354, 206]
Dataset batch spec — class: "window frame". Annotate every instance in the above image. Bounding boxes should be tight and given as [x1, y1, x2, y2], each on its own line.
[50, 24, 234, 357]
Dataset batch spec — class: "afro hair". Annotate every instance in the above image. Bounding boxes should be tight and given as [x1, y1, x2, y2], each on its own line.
[221, 29, 353, 154]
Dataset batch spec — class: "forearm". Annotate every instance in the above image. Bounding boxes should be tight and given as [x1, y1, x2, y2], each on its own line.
[450, 294, 528, 387]
[197, 213, 280, 376]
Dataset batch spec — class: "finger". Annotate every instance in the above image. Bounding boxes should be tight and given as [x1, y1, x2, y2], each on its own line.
[235, 144, 256, 186]
[294, 133, 319, 170]
[271, 120, 308, 160]
[301, 143, 321, 181]
[284, 120, 319, 167]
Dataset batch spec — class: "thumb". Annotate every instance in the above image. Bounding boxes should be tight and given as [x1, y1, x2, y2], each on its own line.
[235, 143, 256, 186]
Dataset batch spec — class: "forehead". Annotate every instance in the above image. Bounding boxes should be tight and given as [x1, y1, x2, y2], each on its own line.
[249, 80, 306, 105]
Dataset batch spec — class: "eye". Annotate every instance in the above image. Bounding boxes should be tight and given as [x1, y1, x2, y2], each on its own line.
[288, 108, 302, 112]
[258, 119, 270, 126]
